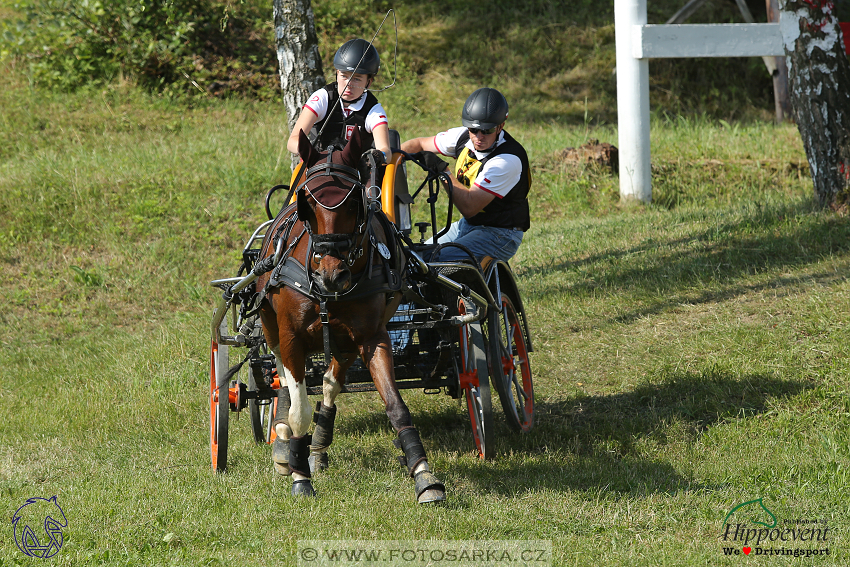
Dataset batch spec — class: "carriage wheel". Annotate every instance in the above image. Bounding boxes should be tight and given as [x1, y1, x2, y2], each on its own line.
[458, 300, 494, 459]
[248, 370, 279, 445]
[210, 333, 229, 472]
[488, 293, 534, 432]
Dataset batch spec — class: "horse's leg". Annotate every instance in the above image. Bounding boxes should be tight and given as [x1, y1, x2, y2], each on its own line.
[260, 302, 294, 476]
[308, 356, 354, 473]
[271, 381, 292, 476]
[361, 329, 446, 504]
[269, 344, 315, 496]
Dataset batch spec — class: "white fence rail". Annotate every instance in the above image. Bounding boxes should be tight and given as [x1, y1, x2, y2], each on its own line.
[614, 0, 785, 202]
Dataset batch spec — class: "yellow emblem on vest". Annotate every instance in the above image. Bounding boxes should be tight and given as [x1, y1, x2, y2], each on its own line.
[454, 147, 484, 188]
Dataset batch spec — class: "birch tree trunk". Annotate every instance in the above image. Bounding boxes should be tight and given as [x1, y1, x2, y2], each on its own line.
[273, 0, 326, 169]
[780, 0, 850, 211]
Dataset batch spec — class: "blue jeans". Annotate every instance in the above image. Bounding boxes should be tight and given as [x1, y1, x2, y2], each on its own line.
[390, 220, 523, 351]
[427, 218, 524, 263]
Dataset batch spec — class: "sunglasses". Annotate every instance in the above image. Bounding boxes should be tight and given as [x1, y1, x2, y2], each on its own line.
[468, 126, 498, 135]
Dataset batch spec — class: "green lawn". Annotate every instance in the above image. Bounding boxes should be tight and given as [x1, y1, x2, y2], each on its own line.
[1, 74, 848, 566]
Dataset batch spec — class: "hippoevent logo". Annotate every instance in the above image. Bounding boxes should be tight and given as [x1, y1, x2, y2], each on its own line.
[720, 498, 830, 558]
[11, 496, 67, 559]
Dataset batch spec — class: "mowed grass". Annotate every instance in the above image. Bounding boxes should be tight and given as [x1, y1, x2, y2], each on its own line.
[1, 75, 849, 566]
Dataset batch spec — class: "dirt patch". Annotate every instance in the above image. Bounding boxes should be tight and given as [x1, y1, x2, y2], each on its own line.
[556, 139, 619, 173]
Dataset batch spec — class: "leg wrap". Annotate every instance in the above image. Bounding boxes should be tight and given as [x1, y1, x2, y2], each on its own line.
[288, 434, 312, 478]
[271, 387, 292, 474]
[310, 402, 336, 451]
[272, 437, 289, 465]
[309, 402, 336, 473]
[272, 385, 291, 428]
[393, 426, 428, 477]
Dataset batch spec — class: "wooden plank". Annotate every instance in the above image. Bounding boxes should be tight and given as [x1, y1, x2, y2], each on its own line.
[634, 23, 784, 59]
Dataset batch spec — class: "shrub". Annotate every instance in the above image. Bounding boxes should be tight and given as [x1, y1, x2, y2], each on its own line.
[0, 0, 279, 97]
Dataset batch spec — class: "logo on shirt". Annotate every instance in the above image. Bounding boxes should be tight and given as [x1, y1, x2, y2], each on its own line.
[454, 148, 483, 188]
[310, 95, 319, 102]
[345, 125, 357, 140]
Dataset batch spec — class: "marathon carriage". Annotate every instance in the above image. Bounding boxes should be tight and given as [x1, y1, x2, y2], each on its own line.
[208, 130, 534, 500]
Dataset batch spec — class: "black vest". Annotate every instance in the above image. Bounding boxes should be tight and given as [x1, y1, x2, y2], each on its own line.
[454, 130, 531, 231]
[313, 83, 379, 151]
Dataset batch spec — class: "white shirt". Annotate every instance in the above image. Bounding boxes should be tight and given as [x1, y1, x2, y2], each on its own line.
[432, 127, 522, 198]
[303, 87, 388, 133]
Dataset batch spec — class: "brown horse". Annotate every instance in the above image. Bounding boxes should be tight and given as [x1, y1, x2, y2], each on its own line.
[256, 129, 445, 503]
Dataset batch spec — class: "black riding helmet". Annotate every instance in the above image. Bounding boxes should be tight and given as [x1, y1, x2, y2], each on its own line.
[461, 88, 509, 130]
[333, 39, 380, 76]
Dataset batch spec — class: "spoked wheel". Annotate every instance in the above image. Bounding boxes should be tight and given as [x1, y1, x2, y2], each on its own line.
[249, 370, 279, 444]
[210, 323, 230, 472]
[457, 299, 494, 459]
[247, 327, 278, 444]
[488, 293, 534, 432]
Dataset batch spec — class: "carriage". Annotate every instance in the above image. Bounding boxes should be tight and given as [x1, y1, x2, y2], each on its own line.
[208, 131, 535, 487]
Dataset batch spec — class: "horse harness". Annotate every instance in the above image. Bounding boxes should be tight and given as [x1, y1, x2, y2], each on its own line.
[256, 148, 404, 364]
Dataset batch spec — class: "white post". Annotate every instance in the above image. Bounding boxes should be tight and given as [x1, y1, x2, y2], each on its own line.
[615, 0, 652, 203]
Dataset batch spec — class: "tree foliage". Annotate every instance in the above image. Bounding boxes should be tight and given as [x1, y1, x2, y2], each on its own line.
[0, 0, 278, 97]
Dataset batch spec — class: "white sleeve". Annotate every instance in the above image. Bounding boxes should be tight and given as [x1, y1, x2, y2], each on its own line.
[365, 103, 388, 133]
[433, 127, 468, 158]
[303, 88, 329, 121]
[474, 154, 523, 198]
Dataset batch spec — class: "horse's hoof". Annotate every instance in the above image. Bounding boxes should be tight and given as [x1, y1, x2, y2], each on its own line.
[309, 452, 329, 473]
[417, 488, 446, 504]
[414, 470, 446, 504]
[292, 479, 316, 497]
[271, 437, 289, 465]
[273, 462, 292, 476]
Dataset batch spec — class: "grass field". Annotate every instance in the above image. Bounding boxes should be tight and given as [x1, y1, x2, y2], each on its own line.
[1, 24, 849, 567]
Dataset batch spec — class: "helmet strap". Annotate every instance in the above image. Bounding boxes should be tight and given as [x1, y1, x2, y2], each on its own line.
[341, 92, 366, 105]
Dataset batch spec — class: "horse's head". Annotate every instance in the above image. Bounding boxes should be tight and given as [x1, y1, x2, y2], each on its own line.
[295, 129, 368, 294]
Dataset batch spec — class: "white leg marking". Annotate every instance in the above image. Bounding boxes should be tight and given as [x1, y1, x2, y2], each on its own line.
[322, 363, 342, 408]
[283, 368, 310, 437]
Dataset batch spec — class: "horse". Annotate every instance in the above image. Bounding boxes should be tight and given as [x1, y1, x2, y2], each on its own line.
[255, 129, 446, 503]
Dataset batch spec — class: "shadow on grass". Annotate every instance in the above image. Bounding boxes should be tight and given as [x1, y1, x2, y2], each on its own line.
[520, 200, 850, 326]
[336, 369, 810, 496]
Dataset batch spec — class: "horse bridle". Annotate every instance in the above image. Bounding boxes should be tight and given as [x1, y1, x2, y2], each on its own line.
[295, 149, 373, 268]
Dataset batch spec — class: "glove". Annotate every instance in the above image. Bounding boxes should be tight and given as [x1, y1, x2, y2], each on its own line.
[362, 148, 386, 167]
[412, 151, 449, 173]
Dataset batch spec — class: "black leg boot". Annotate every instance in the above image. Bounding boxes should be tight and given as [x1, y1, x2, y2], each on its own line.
[394, 426, 446, 504]
[309, 402, 336, 473]
[289, 434, 316, 496]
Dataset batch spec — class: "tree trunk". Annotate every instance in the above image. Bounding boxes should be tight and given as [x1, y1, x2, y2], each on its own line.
[273, 0, 325, 169]
[780, 0, 850, 211]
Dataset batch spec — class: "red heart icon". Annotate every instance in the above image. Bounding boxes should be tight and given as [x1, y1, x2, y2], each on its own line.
[743, 547, 751, 555]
